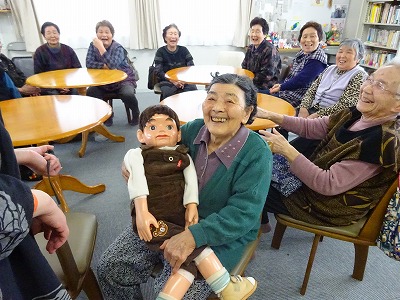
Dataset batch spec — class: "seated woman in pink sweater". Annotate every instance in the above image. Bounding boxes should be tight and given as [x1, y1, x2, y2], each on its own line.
[257, 59, 400, 228]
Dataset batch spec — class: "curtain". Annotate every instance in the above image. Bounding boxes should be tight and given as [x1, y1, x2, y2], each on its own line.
[232, 0, 253, 47]
[9, 0, 43, 52]
[129, 0, 163, 49]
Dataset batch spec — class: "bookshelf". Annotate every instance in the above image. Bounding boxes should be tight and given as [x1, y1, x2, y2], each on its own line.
[357, 0, 400, 70]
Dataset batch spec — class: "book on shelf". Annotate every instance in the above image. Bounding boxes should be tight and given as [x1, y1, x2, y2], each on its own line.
[366, 2, 400, 24]
[381, 3, 391, 24]
[362, 49, 396, 68]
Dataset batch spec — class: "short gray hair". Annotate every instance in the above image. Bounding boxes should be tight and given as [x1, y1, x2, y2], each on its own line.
[339, 38, 365, 61]
[206, 73, 258, 124]
[384, 57, 400, 98]
[95, 20, 115, 36]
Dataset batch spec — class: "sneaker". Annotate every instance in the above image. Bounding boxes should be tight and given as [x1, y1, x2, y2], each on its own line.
[218, 275, 257, 300]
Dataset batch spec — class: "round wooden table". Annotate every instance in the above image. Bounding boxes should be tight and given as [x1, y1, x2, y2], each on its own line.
[26, 68, 127, 157]
[161, 90, 295, 131]
[26, 68, 127, 89]
[0, 95, 112, 212]
[165, 65, 254, 85]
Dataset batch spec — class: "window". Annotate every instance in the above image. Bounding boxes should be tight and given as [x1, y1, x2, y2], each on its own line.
[159, 0, 240, 46]
[32, 0, 241, 48]
[33, 0, 129, 48]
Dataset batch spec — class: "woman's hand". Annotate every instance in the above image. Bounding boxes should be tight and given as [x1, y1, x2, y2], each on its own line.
[31, 189, 69, 254]
[92, 37, 106, 55]
[269, 83, 281, 94]
[297, 107, 309, 119]
[14, 146, 62, 176]
[59, 88, 71, 95]
[171, 80, 184, 89]
[308, 112, 320, 119]
[160, 230, 196, 274]
[259, 128, 300, 162]
[185, 203, 199, 229]
[18, 84, 41, 96]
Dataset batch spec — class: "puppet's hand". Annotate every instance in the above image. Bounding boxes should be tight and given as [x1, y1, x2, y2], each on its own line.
[136, 210, 158, 242]
[185, 203, 199, 229]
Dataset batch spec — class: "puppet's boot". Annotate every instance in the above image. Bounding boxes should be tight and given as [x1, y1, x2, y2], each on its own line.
[218, 275, 257, 300]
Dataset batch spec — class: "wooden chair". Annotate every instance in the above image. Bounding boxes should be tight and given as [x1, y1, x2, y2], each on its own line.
[34, 178, 103, 299]
[35, 212, 102, 299]
[270, 179, 397, 295]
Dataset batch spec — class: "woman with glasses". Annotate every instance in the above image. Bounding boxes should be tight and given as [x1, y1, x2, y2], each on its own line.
[257, 59, 400, 228]
[291, 39, 368, 157]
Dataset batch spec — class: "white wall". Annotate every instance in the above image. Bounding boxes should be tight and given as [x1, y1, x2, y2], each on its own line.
[0, 11, 17, 50]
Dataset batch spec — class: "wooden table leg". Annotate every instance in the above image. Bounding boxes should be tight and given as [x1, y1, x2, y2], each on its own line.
[34, 175, 106, 213]
[78, 124, 125, 158]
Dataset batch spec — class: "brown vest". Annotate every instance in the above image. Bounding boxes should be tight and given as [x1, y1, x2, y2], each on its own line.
[283, 108, 400, 226]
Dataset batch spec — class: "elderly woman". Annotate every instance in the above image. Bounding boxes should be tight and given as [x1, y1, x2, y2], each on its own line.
[86, 20, 140, 126]
[241, 17, 282, 92]
[270, 21, 328, 108]
[154, 24, 197, 101]
[0, 112, 69, 299]
[34, 22, 82, 95]
[257, 59, 400, 227]
[298, 38, 368, 119]
[97, 74, 272, 299]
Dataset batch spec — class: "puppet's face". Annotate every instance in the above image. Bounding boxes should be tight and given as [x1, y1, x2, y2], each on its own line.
[137, 114, 181, 148]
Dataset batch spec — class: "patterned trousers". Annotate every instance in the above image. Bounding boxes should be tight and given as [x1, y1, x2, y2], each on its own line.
[97, 225, 212, 299]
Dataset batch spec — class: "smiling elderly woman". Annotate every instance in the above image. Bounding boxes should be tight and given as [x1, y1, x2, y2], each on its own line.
[97, 74, 272, 300]
[86, 20, 140, 126]
[154, 24, 198, 101]
[298, 38, 368, 119]
[257, 59, 400, 228]
[269, 21, 328, 108]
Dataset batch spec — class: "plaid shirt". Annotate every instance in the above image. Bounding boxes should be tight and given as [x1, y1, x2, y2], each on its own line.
[242, 40, 281, 90]
[278, 45, 327, 107]
[86, 40, 136, 89]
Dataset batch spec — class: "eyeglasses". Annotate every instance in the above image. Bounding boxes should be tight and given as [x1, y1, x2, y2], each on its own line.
[364, 76, 400, 97]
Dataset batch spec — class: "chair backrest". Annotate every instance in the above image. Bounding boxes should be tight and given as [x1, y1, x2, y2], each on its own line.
[279, 63, 291, 82]
[7, 41, 31, 58]
[11, 56, 34, 77]
[7, 41, 26, 51]
[216, 51, 245, 68]
[358, 178, 398, 240]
